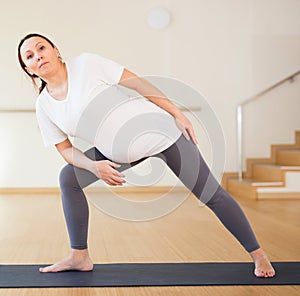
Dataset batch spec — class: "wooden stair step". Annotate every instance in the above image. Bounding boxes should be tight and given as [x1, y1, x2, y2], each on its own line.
[226, 131, 300, 200]
[227, 178, 283, 199]
[276, 149, 300, 166]
[252, 164, 300, 181]
[257, 187, 300, 200]
[241, 179, 284, 186]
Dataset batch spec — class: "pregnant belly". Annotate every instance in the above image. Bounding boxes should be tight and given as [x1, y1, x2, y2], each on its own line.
[93, 99, 181, 163]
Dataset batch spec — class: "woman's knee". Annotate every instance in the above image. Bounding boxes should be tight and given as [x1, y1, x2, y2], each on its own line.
[59, 164, 80, 189]
[205, 186, 235, 209]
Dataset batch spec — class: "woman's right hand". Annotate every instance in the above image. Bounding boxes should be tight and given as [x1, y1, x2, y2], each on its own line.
[93, 160, 126, 186]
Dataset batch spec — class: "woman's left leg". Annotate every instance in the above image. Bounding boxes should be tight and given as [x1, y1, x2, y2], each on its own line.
[156, 134, 275, 277]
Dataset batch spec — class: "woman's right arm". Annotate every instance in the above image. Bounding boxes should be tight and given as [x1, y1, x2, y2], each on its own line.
[55, 139, 126, 186]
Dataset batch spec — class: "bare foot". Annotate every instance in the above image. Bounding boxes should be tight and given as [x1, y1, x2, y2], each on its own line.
[39, 249, 93, 273]
[250, 248, 275, 278]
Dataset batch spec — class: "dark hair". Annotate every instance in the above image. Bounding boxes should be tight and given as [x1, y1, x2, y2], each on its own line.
[18, 33, 56, 94]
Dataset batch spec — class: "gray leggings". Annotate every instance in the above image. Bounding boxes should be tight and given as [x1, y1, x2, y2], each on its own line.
[59, 134, 260, 253]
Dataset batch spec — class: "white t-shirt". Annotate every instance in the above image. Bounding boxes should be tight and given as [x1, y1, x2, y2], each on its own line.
[36, 53, 182, 163]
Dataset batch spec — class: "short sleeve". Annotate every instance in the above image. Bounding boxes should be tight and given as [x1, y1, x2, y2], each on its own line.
[36, 101, 68, 147]
[84, 53, 124, 85]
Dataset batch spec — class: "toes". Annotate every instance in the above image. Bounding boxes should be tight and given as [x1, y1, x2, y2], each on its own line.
[255, 269, 265, 277]
[255, 268, 276, 278]
[39, 265, 58, 273]
[39, 267, 48, 273]
[39, 267, 49, 273]
[260, 271, 266, 277]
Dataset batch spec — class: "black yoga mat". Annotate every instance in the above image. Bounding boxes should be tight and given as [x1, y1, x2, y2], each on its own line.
[0, 262, 299, 288]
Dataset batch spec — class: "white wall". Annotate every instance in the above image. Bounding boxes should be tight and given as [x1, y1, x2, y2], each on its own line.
[1, 0, 300, 187]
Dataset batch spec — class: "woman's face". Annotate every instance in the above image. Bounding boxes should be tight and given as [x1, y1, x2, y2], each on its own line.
[20, 36, 60, 79]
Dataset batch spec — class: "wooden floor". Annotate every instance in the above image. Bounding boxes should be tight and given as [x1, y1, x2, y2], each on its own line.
[0, 190, 299, 295]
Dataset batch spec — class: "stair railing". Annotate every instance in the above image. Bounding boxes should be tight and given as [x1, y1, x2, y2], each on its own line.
[237, 69, 300, 180]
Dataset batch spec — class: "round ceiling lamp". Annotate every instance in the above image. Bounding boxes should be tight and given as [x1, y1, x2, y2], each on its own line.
[147, 7, 171, 30]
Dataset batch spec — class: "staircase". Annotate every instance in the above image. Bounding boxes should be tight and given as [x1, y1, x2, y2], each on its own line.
[225, 131, 300, 200]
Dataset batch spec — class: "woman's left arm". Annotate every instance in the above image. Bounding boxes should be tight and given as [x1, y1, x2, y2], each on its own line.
[119, 68, 198, 145]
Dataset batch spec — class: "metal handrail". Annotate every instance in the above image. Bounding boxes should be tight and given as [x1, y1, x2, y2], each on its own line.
[237, 69, 300, 180]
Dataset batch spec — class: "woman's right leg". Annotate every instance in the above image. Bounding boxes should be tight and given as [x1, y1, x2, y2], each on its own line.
[39, 147, 104, 272]
[59, 148, 104, 252]
[40, 147, 144, 272]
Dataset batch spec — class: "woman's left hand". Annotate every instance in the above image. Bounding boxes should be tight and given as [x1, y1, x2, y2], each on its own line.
[175, 113, 198, 145]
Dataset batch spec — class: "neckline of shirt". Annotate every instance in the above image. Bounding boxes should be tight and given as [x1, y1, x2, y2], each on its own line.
[44, 62, 70, 103]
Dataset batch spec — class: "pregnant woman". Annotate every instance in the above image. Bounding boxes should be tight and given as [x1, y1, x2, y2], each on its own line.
[17, 33, 275, 277]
